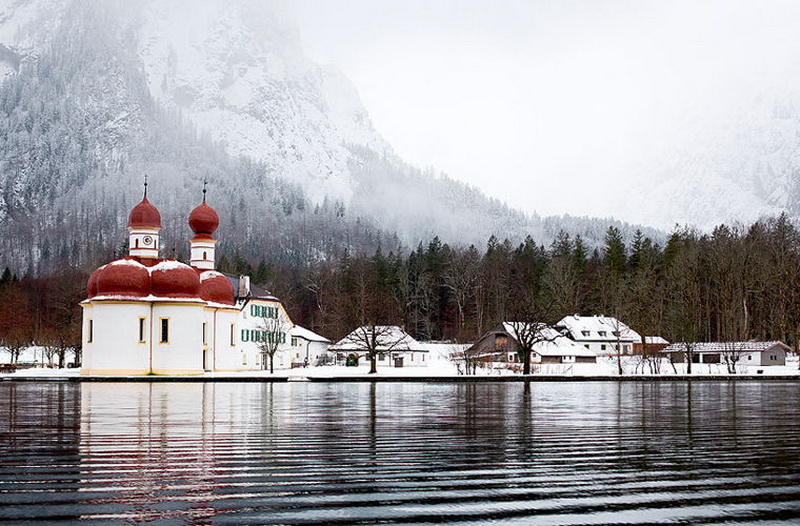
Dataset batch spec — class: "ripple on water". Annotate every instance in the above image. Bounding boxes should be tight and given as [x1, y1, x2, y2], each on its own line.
[1, 381, 800, 524]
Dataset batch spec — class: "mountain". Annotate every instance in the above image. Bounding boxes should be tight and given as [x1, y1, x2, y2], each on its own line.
[0, 0, 658, 275]
[620, 91, 800, 231]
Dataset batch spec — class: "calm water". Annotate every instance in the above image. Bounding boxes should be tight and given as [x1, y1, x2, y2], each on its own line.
[1, 381, 800, 524]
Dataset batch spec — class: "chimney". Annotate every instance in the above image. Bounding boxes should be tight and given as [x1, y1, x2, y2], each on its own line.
[238, 275, 251, 297]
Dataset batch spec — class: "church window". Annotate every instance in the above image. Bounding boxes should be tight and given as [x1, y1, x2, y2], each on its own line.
[203, 251, 207, 260]
[202, 322, 207, 345]
[135, 239, 139, 248]
[138, 317, 146, 343]
[160, 318, 169, 344]
[87, 319, 93, 343]
[230, 324, 236, 346]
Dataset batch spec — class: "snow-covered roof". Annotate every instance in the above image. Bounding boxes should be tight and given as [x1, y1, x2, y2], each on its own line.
[556, 315, 641, 343]
[662, 341, 790, 353]
[290, 325, 331, 343]
[645, 336, 669, 345]
[330, 326, 424, 352]
[501, 322, 596, 357]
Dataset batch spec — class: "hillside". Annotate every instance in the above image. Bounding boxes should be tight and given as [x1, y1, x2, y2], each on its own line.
[0, 0, 658, 275]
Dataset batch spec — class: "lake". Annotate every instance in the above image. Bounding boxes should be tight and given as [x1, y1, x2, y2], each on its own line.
[1, 381, 800, 524]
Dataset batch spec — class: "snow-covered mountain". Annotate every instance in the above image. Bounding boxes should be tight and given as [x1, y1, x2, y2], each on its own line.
[621, 91, 800, 231]
[0, 0, 658, 273]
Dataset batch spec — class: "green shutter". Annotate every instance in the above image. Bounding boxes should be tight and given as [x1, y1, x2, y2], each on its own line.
[241, 329, 248, 342]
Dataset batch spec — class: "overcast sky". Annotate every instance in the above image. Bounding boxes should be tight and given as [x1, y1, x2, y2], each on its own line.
[288, 1, 800, 220]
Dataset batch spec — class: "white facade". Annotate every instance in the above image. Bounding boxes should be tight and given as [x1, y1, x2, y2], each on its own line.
[80, 195, 315, 376]
[190, 238, 216, 270]
[128, 227, 160, 259]
[556, 315, 642, 356]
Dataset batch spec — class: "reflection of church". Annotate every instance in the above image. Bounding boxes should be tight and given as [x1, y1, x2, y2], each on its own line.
[80, 185, 297, 375]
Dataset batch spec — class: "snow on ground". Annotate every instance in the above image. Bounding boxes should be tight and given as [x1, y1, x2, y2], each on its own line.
[2, 355, 799, 378]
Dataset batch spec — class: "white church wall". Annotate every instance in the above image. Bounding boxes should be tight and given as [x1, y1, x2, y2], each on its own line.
[81, 302, 151, 375]
[151, 303, 205, 375]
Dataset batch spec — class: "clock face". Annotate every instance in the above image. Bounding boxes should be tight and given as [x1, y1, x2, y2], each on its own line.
[142, 236, 153, 246]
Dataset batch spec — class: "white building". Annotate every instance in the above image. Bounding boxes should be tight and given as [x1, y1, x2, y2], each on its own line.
[555, 315, 641, 356]
[80, 188, 298, 375]
[288, 326, 332, 367]
[330, 326, 429, 367]
[662, 341, 789, 366]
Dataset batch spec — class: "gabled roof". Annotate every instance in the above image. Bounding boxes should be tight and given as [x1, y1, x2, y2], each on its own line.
[290, 325, 331, 344]
[645, 336, 669, 345]
[498, 322, 596, 357]
[662, 341, 791, 353]
[556, 315, 641, 343]
[330, 326, 424, 351]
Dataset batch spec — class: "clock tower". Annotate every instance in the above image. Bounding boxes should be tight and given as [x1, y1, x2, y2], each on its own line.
[127, 179, 162, 259]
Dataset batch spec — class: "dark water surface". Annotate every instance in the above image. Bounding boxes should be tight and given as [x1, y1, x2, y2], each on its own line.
[1, 382, 800, 524]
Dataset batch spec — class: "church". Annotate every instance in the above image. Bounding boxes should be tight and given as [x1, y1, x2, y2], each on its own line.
[80, 185, 300, 375]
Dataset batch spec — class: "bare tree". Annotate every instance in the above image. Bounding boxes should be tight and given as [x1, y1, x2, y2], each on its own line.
[343, 325, 409, 374]
[720, 341, 749, 374]
[449, 344, 483, 375]
[256, 316, 291, 374]
[505, 322, 559, 375]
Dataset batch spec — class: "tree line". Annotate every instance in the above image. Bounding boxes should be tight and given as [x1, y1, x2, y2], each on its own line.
[2, 215, 800, 365]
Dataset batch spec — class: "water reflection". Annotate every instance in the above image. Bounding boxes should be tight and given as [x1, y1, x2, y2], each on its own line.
[0, 381, 799, 524]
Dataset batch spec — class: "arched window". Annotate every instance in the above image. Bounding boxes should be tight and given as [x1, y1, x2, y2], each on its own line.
[203, 251, 207, 260]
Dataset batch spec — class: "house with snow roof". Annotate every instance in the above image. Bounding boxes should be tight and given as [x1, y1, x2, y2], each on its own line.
[555, 315, 642, 356]
[287, 326, 332, 367]
[661, 341, 789, 366]
[467, 322, 597, 364]
[330, 325, 429, 367]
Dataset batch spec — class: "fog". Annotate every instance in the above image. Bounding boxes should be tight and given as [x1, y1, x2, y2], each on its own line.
[289, 0, 800, 224]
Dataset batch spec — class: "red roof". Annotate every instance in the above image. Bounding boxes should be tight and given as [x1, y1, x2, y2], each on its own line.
[128, 196, 162, 229]
[188, 202, 219, 236]
[199, 271, 235, 305]
[94, 259, 151, 298]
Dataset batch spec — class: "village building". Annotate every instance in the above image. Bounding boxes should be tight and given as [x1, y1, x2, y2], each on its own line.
[80, 185, 313, 375]
[555, 315, 641, 356]
[287, 326, 332, 367]
[329, 326, 429, 367]
[661, 341, 789, 366]
[467, 323, 597, 364]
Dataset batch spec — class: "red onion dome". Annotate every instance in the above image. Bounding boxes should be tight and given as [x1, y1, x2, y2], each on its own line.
[199, 271, 235, 305]
[188, 202, 219, 236]
[150, 260, 201, 298]
[95, 259, 151, 298]
[86, 265, 105, 298]
[128, 196, 162, 229]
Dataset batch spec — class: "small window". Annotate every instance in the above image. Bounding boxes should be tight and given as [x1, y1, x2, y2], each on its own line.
[203, 251, 207, 260]
[291, 336, 298, 346]
[230, 324, 236, 346]
[202, 322, 207, 345]
[88, 319, 93, 343]
[601, 344, 607, 351]
[581, 330, 590, 337]
[160, 318, 169, 343]
[422, 354, 425, 362]
[138, 318, 146, 343]
[135, 238, 139, 248]
[584, 344, 590, 349]
[598, 331, 607, 337]
[612, 331, 620, 337]
[748, 355, 752, 361]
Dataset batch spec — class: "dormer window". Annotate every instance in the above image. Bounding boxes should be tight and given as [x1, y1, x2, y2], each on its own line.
[581, 330, 590, 337]
[612, 331, 620, 337]
[598, 331, 607, 337]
